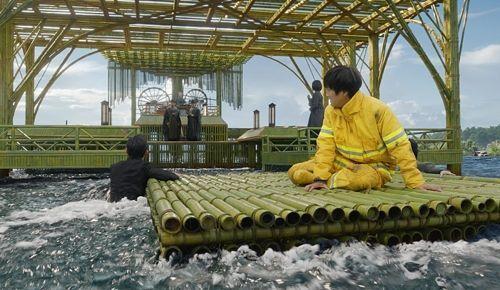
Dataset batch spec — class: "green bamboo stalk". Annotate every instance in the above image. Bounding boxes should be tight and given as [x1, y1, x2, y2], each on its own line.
[156, 213, 498, 247]
[155, 199, 182, 234]
[443, 227, 462, 242]
[322, 192, 401, 220]
[476, 224, 487, 234]
[422, 228, 443, 242]
[146, 187, 182, 234]
[206, 188, 275, 228]
[166, 181, 216, 230]
[383, 188, 472, 214]
[461, 225, 477, 240]
[279, 193, 345, 222]
[195, 188, 254, 229]
[162, 246, 182, 260]
[248, 242, 263, 255]
[396, 232, 412, 243]
[410, 231, 424, 242]
[162, 189, 201, 232]
[360, 234, 378, 244]
[259, 192, 328, 224]
[169, 181, 236, 230]
[378, 232, 399, 246]
[297, 210, 313, 224]
[231, 190, 301, 226]
[369, 190, 440, 217]
[309, 192, 379, 221]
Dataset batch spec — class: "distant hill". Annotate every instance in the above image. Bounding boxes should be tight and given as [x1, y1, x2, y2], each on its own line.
[462, 125, 500, 149]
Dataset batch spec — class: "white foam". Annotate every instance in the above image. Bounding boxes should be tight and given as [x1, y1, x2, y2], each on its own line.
[44, 231, 65, 238]
[0, 197, 149, 233]
[14, 238, 47, 249]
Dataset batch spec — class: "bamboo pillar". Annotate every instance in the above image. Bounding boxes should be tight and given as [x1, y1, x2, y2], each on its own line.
[216, 70, 222, 117]
[369, 22, 380, 99]
[444, 0, 462, 175]
[130, 67, 137, 125]
[0, 0, 14, 126]
[347, 40, 357, 67]
[0, 0, 13, 177]
[24, 43, 35, 125]
[322, 58, 330, 108]
[172, 77, 183, 103]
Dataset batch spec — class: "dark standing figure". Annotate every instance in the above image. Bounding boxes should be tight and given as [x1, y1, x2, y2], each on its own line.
[164, 100, 182, 141]
[307, 80, 324, 127]
[162, 102, 170, 141]
[187, 100, 202, 141]
[109, 135, 179, 202]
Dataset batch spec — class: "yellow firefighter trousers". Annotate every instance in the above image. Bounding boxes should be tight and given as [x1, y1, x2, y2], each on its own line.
[288, 159, 388, 191]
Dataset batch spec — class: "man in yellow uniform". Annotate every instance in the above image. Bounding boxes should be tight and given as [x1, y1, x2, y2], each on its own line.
[289, 65, 441, 192]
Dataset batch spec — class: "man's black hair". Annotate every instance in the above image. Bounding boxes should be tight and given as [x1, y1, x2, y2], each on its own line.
[323, 65, 362, 98]
[312, 80, 322, 92]
[409, 138, 419, 159]
[127, 135, 148, 159]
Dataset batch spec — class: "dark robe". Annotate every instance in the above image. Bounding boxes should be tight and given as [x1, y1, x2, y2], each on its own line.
[162, 109, 169, 141]
[164, 106, 181, 141]
[307, 91, 324, 127]
[187, 107, 202, 141]
[109, 158, 179, 202]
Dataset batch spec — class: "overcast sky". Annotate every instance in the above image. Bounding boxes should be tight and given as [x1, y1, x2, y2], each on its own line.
[13, 0, 500, 130]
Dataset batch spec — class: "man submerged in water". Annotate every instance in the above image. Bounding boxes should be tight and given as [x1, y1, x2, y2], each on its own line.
[289, 65, 441, 192]
[108, 135, 179, 202]
[409, 138, 455, 177]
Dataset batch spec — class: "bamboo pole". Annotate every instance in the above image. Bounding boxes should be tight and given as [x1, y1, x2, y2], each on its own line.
[0, 1, 13, 126]
[444, 0, 462, 175]
[368, 20, 380, 99]
[24, 42, 35, 125]
[130, 67, 136, 125]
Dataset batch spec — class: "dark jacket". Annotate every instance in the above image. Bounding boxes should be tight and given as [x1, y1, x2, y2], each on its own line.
[163, 106, 182, 141]
[417, 162, 442, 174]
[109, 158, 179, 202]
[307, 91, 324, 127]
[187, 107, 202, 141]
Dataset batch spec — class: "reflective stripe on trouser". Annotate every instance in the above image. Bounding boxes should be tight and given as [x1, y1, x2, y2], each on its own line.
[288, 159, 392, 189]
[326, 164, 387, 191]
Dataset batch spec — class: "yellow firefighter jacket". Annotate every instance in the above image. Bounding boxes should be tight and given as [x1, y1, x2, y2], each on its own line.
[313, 90, 425, 188]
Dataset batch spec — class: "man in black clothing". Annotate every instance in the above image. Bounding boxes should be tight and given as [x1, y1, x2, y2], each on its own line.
[187, 99, 202, 141]
[409, 138, 455, 177]
[307, 80, 324, 127]
[108, 135, 179, 202]
[163, 100, 182, 141]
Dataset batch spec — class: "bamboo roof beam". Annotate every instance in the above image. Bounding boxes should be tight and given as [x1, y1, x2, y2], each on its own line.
[134, 0, 140, 19]
[377, 0, 440, 33]
[295, 0, 333, 30]
[321, 1, 364, 32]
[63, 0, 75, 17]
[99, 0, 109, 18]
[349, 0, 407, 33]
[329, 1, 374, 34]
[265, 0, 295, 26]
[236, 0, 256, 26]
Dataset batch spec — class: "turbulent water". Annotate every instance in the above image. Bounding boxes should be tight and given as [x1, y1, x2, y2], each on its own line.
[0, 157, 499, 289]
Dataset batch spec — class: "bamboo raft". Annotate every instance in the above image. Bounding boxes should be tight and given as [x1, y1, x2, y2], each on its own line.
[146, 172, 500, 259]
